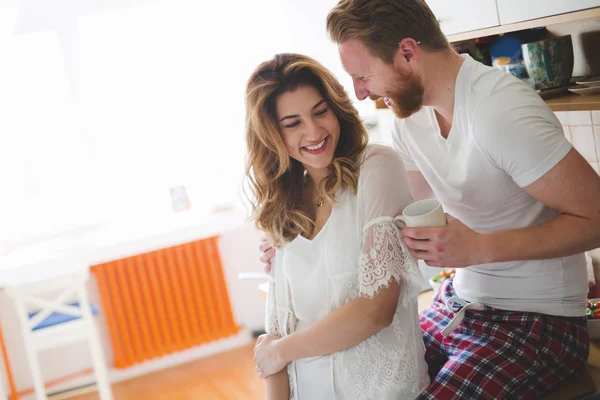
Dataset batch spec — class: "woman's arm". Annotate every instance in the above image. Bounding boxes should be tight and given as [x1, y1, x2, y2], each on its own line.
[281, 279, 399, 356]
[255, 280, 400, 378]
[266, 368, 289, 400]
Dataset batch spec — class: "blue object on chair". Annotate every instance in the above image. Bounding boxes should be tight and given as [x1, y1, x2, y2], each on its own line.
[28, 302, 99, 331]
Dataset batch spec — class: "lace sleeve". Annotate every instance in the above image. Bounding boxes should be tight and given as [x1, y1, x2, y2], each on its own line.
[265, 276, 280, 335]
[265, 258, 298, 400]
[359, 221, 424, 306]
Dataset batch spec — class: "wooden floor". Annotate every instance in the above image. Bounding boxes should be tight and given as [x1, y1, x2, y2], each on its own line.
[66, 291, 600, 400]
[67, 344, 265, 400]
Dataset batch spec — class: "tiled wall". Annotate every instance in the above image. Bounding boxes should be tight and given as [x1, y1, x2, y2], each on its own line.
[556, 110, 600, 175]
[556, 111, 600, 265]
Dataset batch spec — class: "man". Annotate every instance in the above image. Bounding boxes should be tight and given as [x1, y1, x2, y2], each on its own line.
[261, 0, 600, 398]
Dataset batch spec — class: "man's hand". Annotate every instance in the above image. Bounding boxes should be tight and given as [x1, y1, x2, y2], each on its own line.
[402, 214, 488, 268]
[254, 333, 286, 379]
[260, 235, 275, 274]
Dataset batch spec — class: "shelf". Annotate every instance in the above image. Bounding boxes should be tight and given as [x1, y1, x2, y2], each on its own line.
[374, 93, 600, 112]
[544, 93, 600, 112]
[447, 8, 600, 43]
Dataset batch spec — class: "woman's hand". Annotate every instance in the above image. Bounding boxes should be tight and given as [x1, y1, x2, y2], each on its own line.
[254, 333, 286, 379]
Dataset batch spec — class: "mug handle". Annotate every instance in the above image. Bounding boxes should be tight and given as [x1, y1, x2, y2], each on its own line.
[393, 215, 406, 229]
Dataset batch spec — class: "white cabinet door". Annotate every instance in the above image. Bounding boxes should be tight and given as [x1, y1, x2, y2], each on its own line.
[497, 0, 600, 25]
[426, 0, 500, 36]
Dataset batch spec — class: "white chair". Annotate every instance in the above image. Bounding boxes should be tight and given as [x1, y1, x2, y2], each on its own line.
[5, 268, 113, 400]
[0, 345, 7, 400]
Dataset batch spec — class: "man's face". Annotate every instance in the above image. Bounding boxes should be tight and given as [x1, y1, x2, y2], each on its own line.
[339, 39, 424, 119]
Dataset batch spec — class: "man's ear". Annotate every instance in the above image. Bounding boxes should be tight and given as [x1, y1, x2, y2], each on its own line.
[396, 38, 420, 64]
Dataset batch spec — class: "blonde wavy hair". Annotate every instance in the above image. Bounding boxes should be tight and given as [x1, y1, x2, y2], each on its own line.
[244, 53, 368, 247]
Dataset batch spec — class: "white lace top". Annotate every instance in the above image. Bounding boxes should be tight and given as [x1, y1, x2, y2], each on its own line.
[266, 144, 430, 400]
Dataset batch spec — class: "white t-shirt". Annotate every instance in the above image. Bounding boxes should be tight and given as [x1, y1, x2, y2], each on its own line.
[392, 55, 587, 317]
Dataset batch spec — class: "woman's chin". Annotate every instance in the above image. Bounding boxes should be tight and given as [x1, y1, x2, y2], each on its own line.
[301, 155, 335, 172]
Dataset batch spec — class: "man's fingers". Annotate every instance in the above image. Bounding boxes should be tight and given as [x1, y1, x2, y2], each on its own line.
[403, 237, 431, 251]
[259, 241, 272, 253]
[260, 248, 275, 264]
[402, 227, 437, 240]
[411, 249, 434, 261]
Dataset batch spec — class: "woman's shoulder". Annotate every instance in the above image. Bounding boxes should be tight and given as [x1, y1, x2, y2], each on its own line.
[359, 143, 404, 174]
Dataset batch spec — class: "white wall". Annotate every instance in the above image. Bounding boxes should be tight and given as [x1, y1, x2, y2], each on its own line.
[0, 0, 377, 393]
[0, 0, 364, 248]
[219, 223, 268, 332]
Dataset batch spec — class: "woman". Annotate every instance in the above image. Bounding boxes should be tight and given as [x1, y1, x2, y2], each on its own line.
[244, 53, 429, 400]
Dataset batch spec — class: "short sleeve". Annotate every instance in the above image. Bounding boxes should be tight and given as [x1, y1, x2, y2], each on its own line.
[357, 145, 423, 303]
[392, 118, 420, 172]
[359, 144, 414, 227]
[359, 222, 424, 306]
[473, 90, 572, 188]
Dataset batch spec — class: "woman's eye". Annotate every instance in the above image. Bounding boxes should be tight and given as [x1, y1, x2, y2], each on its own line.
[315, 108, 328, 116]
[284, 120, 300, 128]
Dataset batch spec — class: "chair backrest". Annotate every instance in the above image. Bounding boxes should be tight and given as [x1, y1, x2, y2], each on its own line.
[5, 268, 91, 333]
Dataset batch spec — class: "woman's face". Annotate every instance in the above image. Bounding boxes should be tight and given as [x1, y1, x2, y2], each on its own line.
[276, 85, 340, 174]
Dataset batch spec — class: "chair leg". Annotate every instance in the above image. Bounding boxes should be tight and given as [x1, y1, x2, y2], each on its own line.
[23, 345, 47, 400]
[0, 346, 6, 400]
[87, 332, 113, 400]
[76, 275, 113, 400]
[13, 300, 47, 400]
[0, 377, 6, 400]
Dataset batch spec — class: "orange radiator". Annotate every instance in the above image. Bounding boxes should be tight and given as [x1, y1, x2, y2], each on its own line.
[91, 236, 240, 369]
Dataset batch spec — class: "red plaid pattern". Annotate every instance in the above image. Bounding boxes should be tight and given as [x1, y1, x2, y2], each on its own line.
[417, 280, 589, 400]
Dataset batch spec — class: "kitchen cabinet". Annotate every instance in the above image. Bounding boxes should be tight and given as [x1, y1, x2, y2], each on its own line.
[426, 0, 500, 35]
[497, 0, 600, 25]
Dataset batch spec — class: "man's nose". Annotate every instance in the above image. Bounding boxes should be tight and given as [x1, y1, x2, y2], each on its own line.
[353, 78, 369, 101]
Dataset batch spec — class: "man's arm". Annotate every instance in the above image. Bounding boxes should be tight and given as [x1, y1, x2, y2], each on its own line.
[404, 149, 600, 267]
[482, 148, 600, 262]
[408, 170, 434, 201]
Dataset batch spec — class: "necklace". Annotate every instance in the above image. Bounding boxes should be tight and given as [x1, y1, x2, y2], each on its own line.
[305, 175, 324, 207]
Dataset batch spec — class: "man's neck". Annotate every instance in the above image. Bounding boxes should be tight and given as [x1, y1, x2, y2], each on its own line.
[421, 50, 465, 126]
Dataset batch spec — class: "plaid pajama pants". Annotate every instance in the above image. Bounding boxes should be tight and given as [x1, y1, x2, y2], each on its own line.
[417, 280, 589, 400]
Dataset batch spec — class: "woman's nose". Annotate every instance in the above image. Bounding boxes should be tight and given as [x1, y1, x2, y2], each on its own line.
[303, 119, 322, 140]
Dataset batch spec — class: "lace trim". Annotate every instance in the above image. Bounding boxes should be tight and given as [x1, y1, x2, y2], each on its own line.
[346, 315, 428, 399]
[266, 269, 298, 399]
[265, 279, 280, 335]
[359, 221, 423, 307]
[287, 364, 296, 400]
